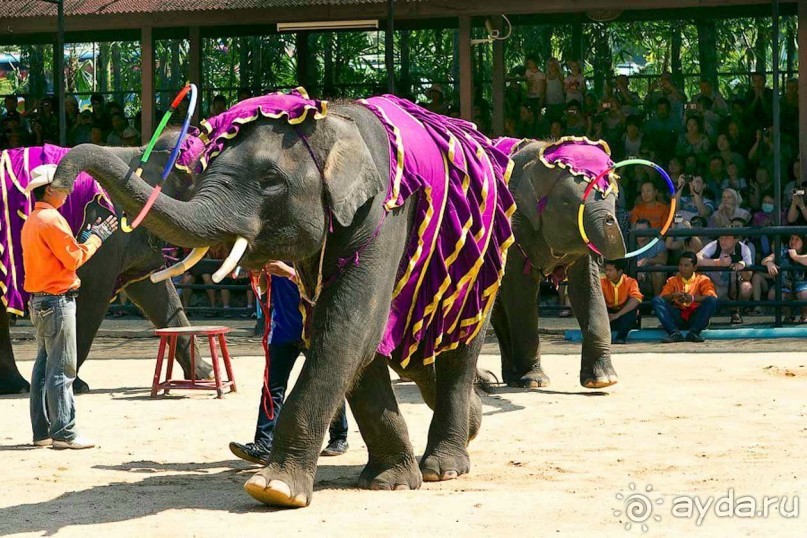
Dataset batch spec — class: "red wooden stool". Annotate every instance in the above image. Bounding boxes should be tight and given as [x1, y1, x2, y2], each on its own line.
[151, 326, 237, 398]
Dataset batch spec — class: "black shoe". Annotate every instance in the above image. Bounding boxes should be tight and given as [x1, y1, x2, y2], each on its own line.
[320, 439, 348, 457]
[661, 332, 684, 343]
[685, 331, 705, 343]
[229, 441, 271, 465]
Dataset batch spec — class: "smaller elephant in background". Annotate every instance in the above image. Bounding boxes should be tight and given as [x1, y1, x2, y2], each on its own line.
[492, 138, 626, 389]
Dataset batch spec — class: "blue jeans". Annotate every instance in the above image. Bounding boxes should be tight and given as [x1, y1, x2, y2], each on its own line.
[29, 295, 78, 442]
[610, 309, 638, 341]
[651, 296, 719, 335]
[254, 342, 348, 449]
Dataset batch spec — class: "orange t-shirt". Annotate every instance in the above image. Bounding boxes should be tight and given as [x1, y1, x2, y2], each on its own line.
[630, 202, 670, 229]
[22, 202, 102, 294]
[601, 274, 643, 310]
[660, 273, 717, 310]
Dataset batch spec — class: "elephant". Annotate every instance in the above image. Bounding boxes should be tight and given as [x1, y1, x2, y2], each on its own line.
[0, 141, 212, 395]
[491, 137, 626, 389]
[51, 90, 514, 508]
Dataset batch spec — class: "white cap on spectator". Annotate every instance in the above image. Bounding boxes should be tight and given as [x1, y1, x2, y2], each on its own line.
[25, 164, 57, 194]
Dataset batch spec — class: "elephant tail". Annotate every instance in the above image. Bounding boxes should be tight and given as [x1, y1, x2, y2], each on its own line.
[474, 369, 498, 394]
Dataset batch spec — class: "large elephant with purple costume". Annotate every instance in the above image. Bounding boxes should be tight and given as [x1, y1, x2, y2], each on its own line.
[52, 90, 513, 508]
[0, 141, 212, 395]
[491, 137, 625, 389]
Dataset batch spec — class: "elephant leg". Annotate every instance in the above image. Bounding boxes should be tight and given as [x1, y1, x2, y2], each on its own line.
[566, 255, 618, 388]
[244, 235, 407, 508]
[388, 359, 482, 443]
[124, 277, 212, 380]
[493, 255, 549, 388]
[420, 334, 483, 482]
[349, 354, 421, 491]
[0, 303, 30, 394]
[74, 267, 121, 394]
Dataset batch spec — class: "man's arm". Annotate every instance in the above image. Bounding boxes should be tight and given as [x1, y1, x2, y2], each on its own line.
[42, 219, 102, 271]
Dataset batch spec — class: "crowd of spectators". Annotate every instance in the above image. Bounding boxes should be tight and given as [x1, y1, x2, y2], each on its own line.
[479, 58, 807, 324]
[5, 66, 807, 322]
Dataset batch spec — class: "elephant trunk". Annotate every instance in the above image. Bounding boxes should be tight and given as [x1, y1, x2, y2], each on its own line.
[52, 144, 252, 248]
[583, 206, 626, 260]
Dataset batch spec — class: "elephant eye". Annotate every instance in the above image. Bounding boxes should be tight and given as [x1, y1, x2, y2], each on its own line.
[259, 170, 287, 196]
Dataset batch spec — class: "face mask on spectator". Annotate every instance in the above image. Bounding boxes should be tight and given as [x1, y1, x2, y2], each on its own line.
[762, 203, 775, 213]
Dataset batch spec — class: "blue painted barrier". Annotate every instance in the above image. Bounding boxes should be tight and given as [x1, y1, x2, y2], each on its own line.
[564, 327, 807, 342]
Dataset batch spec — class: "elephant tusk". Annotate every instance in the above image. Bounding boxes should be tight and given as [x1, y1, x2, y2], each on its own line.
[212, 237, 249, 283]
[150, 247, 210, 283]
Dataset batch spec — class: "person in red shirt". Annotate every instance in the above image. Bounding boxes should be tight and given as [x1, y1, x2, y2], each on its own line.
[22, 164, 118, 449]
[601, 259, 643, 344]
[651, 252, 718, 343]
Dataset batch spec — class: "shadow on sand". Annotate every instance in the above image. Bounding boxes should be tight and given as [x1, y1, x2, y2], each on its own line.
[0, 459, 366, 535]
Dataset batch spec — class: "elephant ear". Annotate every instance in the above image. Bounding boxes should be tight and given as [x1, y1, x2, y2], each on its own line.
[513, 158, 543, 231]
[322, 116, 386, 228]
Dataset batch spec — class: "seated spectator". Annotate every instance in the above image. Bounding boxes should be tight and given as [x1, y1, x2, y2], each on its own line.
[744, 71, 773, 130]
[697, 234, 753, 324]
[665, 215, 703, 264]
[758, 234, 807, 322]
[709, 188, 751, 228]
[564, 59, 586, 104]
[90, 125, 105, 146]
[515, 104, 547, 139]
[237, 87, 253, 102]
[752, 194, 780, 259]
[210, 94, 228, 117]
[618, 115, 644, 160]
[783, 158, 802, 208]
[548, 119, 564, 141]
[562, 100, 587, 136]
[702, 155, 728, 199]
[692, 79, 729, 117]
[651, 252, 719, 343]
[781, 77, 799, 136]
[122, 127, 140, 147]
[676, 115, 711, 163]
[106, 113, 128, 146]
[714, 133, 745, 172]
[749, 166, 775, 211]
[726, 119, 750, 157]
[69, 110, 93, 146]
[644, 72, 687, 117]
[601, 259, 643, 344]
[179, 245, 232, 317]
[633, 219, 668, 298]
[613, 75, 641, 117]
[787, 185, 807, 226]
[544, 57, 566, 120]
[667, 157, 684, 181]
[674, 174, 715, 219]
[644, 97, 680, 162]
[601, 96, 625, 144]
[720, 161, 748, 201]
[631, 180, 670, 229]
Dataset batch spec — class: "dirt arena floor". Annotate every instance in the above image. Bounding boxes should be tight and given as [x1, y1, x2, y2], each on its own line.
[1, 334, 804, 537]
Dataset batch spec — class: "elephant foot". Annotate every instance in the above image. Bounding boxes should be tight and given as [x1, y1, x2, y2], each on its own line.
[181, 360, 214, 381]
[358, 454, 422, 491]
[420, 444, 471, 482]
[468, 390, 483, 443]
[74, 376, 90, 394]
[518, 367, 551, 389]
[244, 465, 312, 508]
[0, 373, 30, 395]
[580, 356, 618, 389]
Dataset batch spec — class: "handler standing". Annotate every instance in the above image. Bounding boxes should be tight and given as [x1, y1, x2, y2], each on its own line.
[22, 164, 118, 449]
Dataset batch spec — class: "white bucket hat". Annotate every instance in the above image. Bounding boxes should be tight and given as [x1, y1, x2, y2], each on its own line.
[25, 164, 58, 194]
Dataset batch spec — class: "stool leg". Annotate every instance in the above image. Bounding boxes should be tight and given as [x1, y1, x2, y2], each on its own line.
[165, 335, 178, 395]
[151, 336, 167, 398]
[218, 334, 236, 393]
[208, 335, 223, 398]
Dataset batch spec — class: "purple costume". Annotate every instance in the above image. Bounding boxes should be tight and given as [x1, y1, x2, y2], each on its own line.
[199, 89, 516, 367]
[0, 145, 113, 315]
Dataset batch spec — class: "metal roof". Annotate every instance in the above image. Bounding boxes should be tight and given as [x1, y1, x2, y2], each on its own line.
[3, 0, 416, 18]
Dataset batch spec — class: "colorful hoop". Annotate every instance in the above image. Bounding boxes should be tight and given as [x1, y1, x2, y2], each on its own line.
[120, 83, 198, 232]
[577, 158, 676, 259]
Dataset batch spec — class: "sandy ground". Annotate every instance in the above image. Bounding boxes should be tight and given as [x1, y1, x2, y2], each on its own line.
[1, 335, 805, 537]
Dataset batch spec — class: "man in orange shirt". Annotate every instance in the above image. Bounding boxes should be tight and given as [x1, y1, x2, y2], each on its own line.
[22, 164, 118, 449]
[601, 259, 643, 344]
[651, 252, 718, 343]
